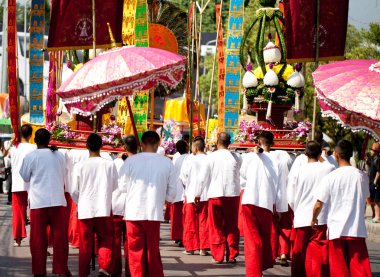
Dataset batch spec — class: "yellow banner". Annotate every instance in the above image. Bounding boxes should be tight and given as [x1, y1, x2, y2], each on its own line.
[122, 0, 137, 45]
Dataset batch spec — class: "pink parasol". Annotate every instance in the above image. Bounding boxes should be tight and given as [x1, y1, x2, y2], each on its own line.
[57, 46, 186, 115]
[312, 59, 380, 140]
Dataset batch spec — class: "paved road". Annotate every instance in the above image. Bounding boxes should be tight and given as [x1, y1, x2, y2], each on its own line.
[0, 195, 379, 276]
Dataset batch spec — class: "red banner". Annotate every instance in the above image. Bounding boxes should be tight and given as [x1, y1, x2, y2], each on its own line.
[283, 0, 348, 62]
[216, 3, 225, 133]
[7, 0, 20, 143]
[47, 0, 124, 50]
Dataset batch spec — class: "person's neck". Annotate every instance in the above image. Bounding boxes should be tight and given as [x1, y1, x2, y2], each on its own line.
[262, 146, 271, 153]
[338, 160, 351, 167]
[20, 138, 29, 143]
[308, 158, 319, 163]
[126, 151, 135, 157]
[37, 145, 49, 149]
[143, 147, 157, 153]
[89, 151, 101, 158]
[217, 145, 228, 150]
[195, 151, 205, 155]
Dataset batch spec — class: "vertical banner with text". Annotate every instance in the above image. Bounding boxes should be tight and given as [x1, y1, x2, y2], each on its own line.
[216, 2, 225, 133]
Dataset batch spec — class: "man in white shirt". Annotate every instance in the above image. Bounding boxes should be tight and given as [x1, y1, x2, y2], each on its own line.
[170, 140, 189, 247]
[207, 132, 242, 263]
[312, 140, 371, 277]
[19, 128, 71, 277]
[288, 141, 335, 276]
[241, 131, 287, 276]
[118, 131, 177, 277]
[72, 133, 118, 277]
[112, 135, 137, 277]
[180, 136, 210, 256]
[10, 124, 36, 246]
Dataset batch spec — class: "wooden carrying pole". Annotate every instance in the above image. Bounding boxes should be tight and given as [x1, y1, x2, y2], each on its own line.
[126, 97, 141, 147]
[150, 90, 155, 130]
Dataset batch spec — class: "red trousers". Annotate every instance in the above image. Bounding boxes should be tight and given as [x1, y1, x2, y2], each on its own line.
[170, 201, 183, 241]
[272, 208, 294, 259]
[208, 197, 240, 262]
[112, 216, 130, 276]
[29, 206, 69, 275]
[78, 217, 114, 277]
[164, 203, 171, 221]
[12, 191, 28, 241]
[242, 204, 273, 277]
[183, 201, 209, 252]
[126, 220, 163, 277]
[68, 201, 80, 247]
[291, 225, 328, 277]
[238, 190, 244, 237]
[329, 237, 371, 277]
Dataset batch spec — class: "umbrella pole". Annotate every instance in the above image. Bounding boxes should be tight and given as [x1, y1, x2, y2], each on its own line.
[189, 3, 196, 144]
[205, 0, 223, 143]
[92, 0, 96, 57]
[150, 90, 154, 130]
[311, 0, 320, 140]
[311, 90, 317, 140]
[126, 97, 140, 146]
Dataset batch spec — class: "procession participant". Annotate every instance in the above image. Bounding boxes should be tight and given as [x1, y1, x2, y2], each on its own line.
[241, 131, 288, 276]
[180, 136, 210, 256]
[72, 133, 118, 277]
[10, 124, 36, 246]
[171, 140, 189, 247]
[368, 142, 380, 223]
[312, 140, 372, 277]
[207, 132, 242, 263]
[288, 141, 335, 276]
[118, 131, 177, 277]
[111, 135, 137, 277]
[19, 128, 71, 277]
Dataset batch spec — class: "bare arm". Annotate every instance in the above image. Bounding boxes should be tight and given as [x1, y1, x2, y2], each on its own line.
[311, 200, 324, 228]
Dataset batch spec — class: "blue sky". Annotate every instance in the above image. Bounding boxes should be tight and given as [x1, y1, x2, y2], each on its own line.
[349, 0, 380, 28]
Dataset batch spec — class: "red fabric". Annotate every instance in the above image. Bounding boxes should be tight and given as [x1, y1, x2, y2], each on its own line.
[242, 204, 273, 277]
[126, 220, 164, 277]
[208, 197, 240, 262]
[238, 189, 244, 236]
[68, 201, 80, 247]
[111, 215, 130, 276]
[283, 0, 348, 62]
[48, 0, 123, 50]
[272, 213, 279, 260]
[12, 191, 28, 241]
[164, 203, 171, 221]
[170, 201, 183, 241]
[278, 209, 294, 257]
[78, 217, 114, 277]
[329, 237, 371, 277]
[183, 201, 209, 252]
[29, 206, 69, 275]
[291, 225, 328, 277]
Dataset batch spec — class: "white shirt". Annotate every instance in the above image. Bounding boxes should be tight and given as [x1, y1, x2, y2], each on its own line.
[172, 152, 181, 163]
[316, 166, 369, 240]
[65, 149, 89, 197]
[180, 153, 210, 203]
[241, 152, 287, 212]
[288, 162, 335, 228]
[207, 149, 242, 198]
[19, 149, 67, 209]
[73, 157, 118, 220]
[10, 143, 36, 192]
[172, 153, 190, 202]
[112, 157, 127, 216]
[157, 146, 166, 156]
[118, 152, 177, 221]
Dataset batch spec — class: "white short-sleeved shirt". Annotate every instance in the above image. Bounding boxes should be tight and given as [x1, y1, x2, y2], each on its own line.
[19, 149, 67, 209]
[287, 162, 335, 228]
[112, 157, 127, 216]
[118, 152, 177, 221]
[207, 149, 242, 198]
[180, 153, 210, 203]
[316, 166, 370, 240]
[73, 157, 118, 220]
[11, 143, 36, 192]
[172, 153, 190, 202]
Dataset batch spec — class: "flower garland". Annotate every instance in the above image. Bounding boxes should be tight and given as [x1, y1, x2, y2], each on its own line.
[233, 119, 263, 143]
[101, 122, 122, 147]
[157, 120, 182, 155]
[284, 120, 312, 141]
[46, 122, 77, 142]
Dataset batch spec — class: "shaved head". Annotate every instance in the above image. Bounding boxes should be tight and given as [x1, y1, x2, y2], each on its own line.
[217, 132, 231, 148]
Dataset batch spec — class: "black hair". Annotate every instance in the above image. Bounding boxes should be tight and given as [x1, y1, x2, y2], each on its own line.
[258, 131, 274, 147]
[335, 139, 353, 162]
[21, 124, 33, 139]
[86, 133, 102, 152]
[193, 136, 205, 152]
[217, 132, 231, 148]
[305, 141, 322, 159]
[34, 128, 51, 146]
[141, 131, 160, 146]
[121, 154, 128, 161]
[314, 129, 323, 144]
[176, 140, 188, 155]
[123, 135, 138, 154]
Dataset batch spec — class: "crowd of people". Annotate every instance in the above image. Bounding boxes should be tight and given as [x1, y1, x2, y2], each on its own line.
[4, 123, 379, 277]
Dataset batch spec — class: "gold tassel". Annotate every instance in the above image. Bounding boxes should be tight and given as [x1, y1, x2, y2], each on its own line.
[295, 92, 300, 111]
[266, 100, 272, 120]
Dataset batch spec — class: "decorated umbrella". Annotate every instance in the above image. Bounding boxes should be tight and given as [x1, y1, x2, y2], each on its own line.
[313, 59, 380, 141]
[56, 46, 186, 116]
